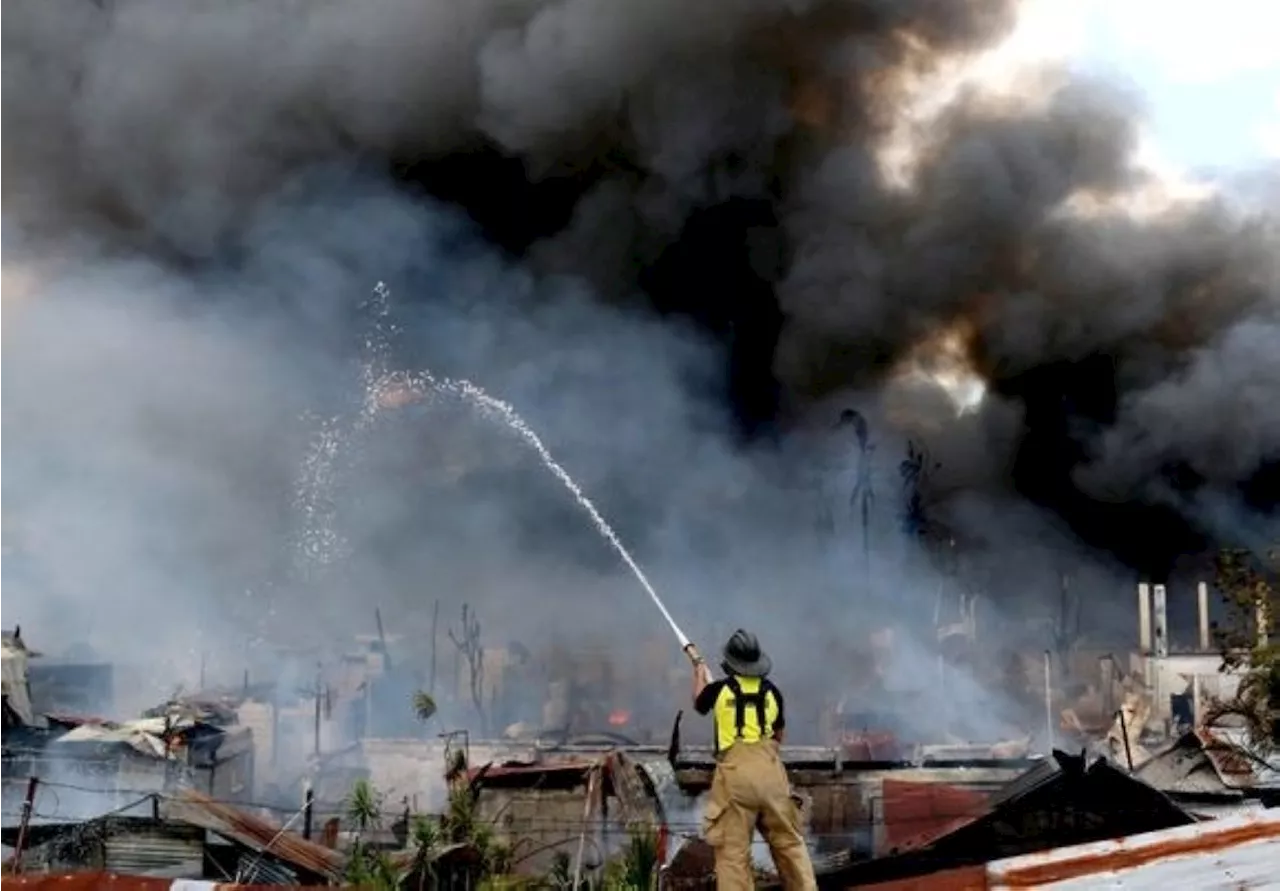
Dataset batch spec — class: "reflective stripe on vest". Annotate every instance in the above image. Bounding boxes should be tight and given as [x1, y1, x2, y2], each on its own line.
[712, 676, 779, 753]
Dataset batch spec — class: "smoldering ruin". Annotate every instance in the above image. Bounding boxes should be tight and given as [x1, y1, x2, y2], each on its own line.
[3, 1, 1280, 874]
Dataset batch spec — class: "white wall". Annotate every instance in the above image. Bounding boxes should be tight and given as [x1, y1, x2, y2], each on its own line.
[1141, 653, 1243, 723]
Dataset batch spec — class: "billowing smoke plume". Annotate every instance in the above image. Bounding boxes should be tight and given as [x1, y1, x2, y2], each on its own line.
[3, 0, 1277, 740]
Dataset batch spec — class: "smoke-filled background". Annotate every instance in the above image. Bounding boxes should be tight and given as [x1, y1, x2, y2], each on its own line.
[3, 0, 1278, 740]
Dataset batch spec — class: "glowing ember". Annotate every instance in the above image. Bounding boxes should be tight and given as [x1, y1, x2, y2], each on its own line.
[374, 382, 424, 410]
[608, 709, 631, 727]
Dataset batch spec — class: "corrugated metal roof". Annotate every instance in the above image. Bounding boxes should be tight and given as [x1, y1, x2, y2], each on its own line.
[1134, 734, 1240, 797]
[880, 780, 988, 852]
[988, 810, 1280, 889]
[159, 791, 344, 880]
[860, 810, 1280, 889]
[1137, 728, 1280, 795]
[1200, 727, 1280, 790]
[466, 759, 596, 782]
[104, 830, 204, 879]
[1, 873, 342, 891]
[985, 755, 1059, 807]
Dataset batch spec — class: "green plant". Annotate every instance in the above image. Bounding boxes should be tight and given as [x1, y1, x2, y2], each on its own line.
[597, 826, 660, 891]
[347, 778, 383, 836]
[409, 815, 441, 891]
[413, 690, 438, 724]
[442, 783, 479, 843]
[1212, 546, 1280, 749]
[345, 841, 404, 891]
[343, 779, 400, 890]
[619, 826, 659, 890]
[546, 852, 574, 889]
[446, 747, 469, 782]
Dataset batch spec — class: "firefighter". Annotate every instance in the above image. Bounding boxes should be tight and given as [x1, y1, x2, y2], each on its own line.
[690, 630, 817, 891]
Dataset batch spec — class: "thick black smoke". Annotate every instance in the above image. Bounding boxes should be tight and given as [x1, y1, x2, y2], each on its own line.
[3, 0, 1278, 733]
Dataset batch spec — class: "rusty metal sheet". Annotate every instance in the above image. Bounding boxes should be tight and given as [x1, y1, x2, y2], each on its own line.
[159, 790, 344, 880]
[879, 779, 988, 853]
[988, 810, 1280, 890]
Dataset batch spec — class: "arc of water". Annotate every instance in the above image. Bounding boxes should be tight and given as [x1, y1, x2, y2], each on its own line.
[393, 370, 692, 650]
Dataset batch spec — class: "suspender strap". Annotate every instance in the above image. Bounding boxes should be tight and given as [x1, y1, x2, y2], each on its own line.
[724, 677, 771, 739]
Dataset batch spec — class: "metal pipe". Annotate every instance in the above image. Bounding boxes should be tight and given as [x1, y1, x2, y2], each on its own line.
[571, 766, 600, 889]
[1117, 709, 1134, 771]
[1153, 584, 1169, 658]
[12, 777, 39, 873]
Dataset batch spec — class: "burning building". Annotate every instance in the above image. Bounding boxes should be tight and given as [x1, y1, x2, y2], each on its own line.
[2, 714, 255, 823]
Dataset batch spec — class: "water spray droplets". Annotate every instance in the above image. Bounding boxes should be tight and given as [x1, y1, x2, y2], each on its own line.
[290, 281, 398, 578]
[292, 413, 350, 574]
[292, 281, 690, 649]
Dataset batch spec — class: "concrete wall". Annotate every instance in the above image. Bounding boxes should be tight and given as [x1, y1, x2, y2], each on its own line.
[348, 738, 533, 813]
[1140, 654, 1243, 725]
[476, 786, 590, 875]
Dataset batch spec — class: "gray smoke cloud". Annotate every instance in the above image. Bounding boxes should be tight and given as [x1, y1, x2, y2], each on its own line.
[3, 0, 1276, 753]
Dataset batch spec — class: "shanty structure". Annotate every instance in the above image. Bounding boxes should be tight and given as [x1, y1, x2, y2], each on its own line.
[2, 715, 255, 819]
[160, 790, 344, 883]
[808, 750, 1195, 889]
[858, 809, 1280, 890]
[1, 875, 339, 891]
[2, 630, 36, 727]
[0, 791, 340, 884]
[671, 739, 1037, 859]
[465, 749, 670, 876]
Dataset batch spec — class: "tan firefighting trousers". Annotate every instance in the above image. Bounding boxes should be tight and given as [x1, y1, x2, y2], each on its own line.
[702, 740, 818, 890]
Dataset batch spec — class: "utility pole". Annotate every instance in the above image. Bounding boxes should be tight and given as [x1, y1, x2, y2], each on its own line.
[837, 409, 874, 595]
[313, 678, 322, 757]
[298, 665, 326, 758]
[429, 598, 440, 697]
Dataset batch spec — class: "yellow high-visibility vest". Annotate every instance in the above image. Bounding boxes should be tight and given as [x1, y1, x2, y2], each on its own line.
[712, 675, 780, 753]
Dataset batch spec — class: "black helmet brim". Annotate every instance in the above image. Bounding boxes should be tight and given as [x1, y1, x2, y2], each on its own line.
[721, 647, 772, 678]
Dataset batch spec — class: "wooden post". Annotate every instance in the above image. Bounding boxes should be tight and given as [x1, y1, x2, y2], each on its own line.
[302, 783, 315, 840]
[12, 777, 39, 873]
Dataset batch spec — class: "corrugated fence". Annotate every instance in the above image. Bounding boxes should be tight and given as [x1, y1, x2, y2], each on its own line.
[1, 874, 341, 891]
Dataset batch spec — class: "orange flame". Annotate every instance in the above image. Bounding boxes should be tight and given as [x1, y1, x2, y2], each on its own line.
[608, 709, 631, 727]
